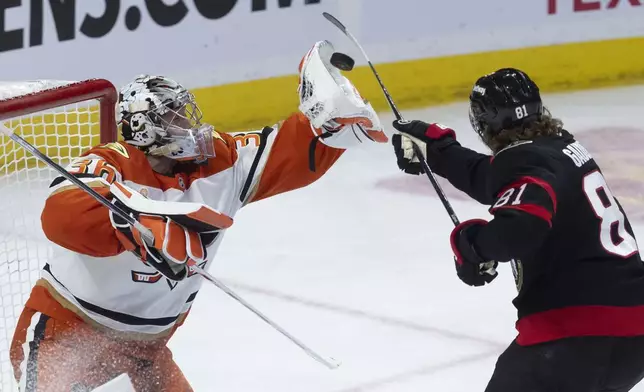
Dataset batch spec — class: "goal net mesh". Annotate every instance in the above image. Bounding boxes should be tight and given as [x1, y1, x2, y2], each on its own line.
[0, 80, 116, 391]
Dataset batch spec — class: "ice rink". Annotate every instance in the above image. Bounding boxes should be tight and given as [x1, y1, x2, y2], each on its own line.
[164, 85, 644, 391]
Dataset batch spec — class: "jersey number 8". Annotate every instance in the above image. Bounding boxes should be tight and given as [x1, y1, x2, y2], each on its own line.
[583, 171, 638, 257]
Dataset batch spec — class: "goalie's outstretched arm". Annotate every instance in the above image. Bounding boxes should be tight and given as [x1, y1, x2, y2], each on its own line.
[234, 113, 345, 204]
[236, 40, 388, 205]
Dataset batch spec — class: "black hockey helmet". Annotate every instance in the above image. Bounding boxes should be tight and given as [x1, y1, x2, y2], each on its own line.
[469, 68, 543, 140]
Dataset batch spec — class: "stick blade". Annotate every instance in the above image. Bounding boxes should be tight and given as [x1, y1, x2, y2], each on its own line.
[322, 12, 347, 34]
[326, 357, 342, 370]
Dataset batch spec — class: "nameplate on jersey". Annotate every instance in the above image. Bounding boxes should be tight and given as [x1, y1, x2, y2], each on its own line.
[563, 141, 592, 167]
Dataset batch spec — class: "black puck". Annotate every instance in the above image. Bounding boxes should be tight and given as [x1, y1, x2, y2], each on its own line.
[330, 52, 355, 71]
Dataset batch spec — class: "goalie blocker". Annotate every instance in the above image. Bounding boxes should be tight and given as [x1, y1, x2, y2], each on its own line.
[108, 181, 231, 281]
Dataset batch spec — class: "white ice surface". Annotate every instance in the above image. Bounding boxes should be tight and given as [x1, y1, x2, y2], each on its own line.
[2, 85, 644, 391]
[166, 85, 644, 391]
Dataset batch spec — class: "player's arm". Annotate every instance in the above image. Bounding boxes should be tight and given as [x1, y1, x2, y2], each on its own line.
[234, 40, 388, 204]
[42, 144, 230, 280]
[41, 148, 125, 257]
[449, 148, 557, 286]
[391, 120, 493, 205]
[473, 174, 555, 262]
[229, 113, 342, 204]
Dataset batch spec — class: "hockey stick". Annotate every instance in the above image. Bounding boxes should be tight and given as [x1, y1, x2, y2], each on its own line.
[322, 12, 460, 227]
[0, 124, 340, 370]
[323, 13, 497, 275]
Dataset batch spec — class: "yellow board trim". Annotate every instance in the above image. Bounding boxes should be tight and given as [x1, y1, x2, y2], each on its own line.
[193, 36, 644, 132]
[2, 36, 644, 172]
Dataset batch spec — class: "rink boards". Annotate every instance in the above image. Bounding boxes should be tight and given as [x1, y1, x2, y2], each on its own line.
[193, 36, 644, 132]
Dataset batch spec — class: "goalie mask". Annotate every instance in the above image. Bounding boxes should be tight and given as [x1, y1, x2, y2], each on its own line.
[117, 75, 215, 162]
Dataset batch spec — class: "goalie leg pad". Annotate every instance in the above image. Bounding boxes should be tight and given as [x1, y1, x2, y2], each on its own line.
[11, 303, 193, 392]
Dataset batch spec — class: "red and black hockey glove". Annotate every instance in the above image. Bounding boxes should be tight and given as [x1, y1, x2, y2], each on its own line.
[391, 120, 458, 174]
[450, 219, 498, 287]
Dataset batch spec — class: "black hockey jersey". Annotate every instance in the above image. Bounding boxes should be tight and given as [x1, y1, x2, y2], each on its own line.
[432, 132, 644, 346]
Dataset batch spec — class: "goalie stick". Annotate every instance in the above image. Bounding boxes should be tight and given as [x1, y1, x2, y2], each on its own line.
[322, 12, 496, 275]
[0, 124, 340, 370]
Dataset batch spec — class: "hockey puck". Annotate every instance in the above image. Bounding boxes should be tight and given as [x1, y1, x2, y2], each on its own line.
[330, 52, 355, 71]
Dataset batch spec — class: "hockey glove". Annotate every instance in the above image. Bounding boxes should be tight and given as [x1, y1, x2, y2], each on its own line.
[109, 182, 232, 281]
[298, 40, 388, 152]
[110, 204, 205, 281]
[449, 219, 498, 287]
[391, 120, 457, 175]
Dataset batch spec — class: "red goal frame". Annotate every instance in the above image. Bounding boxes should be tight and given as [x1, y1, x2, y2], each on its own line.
[0, 79, 118, 143]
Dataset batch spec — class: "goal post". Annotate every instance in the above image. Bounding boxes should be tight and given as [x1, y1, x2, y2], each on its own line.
[0, 79, 117, 142]
[0, 79, 118, 391]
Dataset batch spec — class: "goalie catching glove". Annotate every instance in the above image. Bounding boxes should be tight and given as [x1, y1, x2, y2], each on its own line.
[298, 40, 387, 170]
[108, 182, 233, 281]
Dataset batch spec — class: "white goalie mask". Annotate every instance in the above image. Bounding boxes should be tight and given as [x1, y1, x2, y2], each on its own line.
[117, 75, 215, 162]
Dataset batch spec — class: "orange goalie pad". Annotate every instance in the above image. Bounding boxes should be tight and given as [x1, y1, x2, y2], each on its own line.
[10, 286, 192, 392]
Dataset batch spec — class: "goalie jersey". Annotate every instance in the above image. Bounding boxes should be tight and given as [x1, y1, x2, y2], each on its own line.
[34, 113, 344, 338]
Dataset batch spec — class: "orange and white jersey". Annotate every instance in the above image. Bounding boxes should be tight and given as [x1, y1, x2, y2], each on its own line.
[35, 113, 345, 338]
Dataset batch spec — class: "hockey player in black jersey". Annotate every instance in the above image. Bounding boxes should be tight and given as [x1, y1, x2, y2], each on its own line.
[392, 68, 644, 391]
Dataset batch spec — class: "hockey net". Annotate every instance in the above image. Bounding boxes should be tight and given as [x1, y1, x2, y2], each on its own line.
[0, 80, 117, 391]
